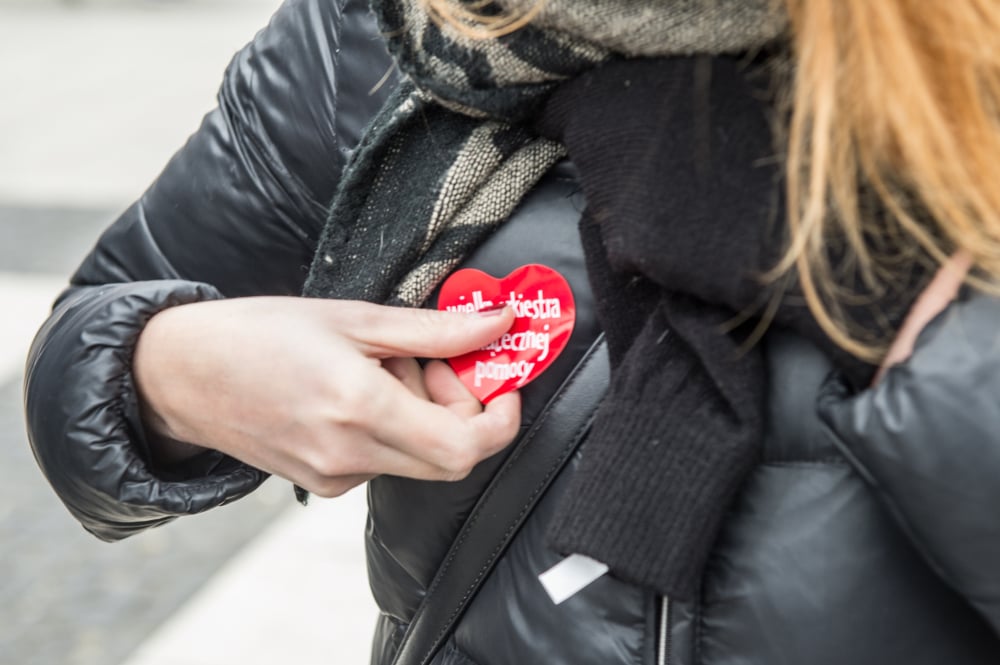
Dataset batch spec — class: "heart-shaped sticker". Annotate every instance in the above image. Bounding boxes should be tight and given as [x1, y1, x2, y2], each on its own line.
[438, 264, 575, 403]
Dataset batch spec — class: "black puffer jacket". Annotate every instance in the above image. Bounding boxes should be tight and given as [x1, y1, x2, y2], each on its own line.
[24, 1, 1000, 663]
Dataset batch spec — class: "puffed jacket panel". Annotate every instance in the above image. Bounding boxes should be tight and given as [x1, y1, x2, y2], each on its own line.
[365, 167, 655, 665]
[23, 1, 1000, 663]
[365, 171, 1000, 665]
[819, 297, 1000, 635]
[69, 0, 394, 300]
[25, 0, 395, 540]
[364, 161, 603, 623]
[691, 325, 999, 665]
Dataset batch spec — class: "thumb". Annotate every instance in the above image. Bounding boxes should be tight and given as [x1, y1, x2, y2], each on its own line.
[344, 302, 515, 359]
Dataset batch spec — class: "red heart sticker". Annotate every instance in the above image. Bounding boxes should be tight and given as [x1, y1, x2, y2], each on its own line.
[438, 264, 576, 403]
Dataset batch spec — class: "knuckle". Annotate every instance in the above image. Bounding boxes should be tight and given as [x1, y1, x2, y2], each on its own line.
[409, 308, 438, 338]
[478, 436, 507, 460]
[482, 438, 510, 463]
[348, 301, 383, 332]
[312, 478, 351, 499]
[437, 444, 479, 478]
[414, 308, 455, 343]
[308, 450, 345, 480]
[437, 464, 474, 482]
[329, 379, 380, 427]
[497, 415, 520, 446]
[300, 438, 360, 480]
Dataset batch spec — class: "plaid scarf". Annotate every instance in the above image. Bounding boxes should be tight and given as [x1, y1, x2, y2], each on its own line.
[302, 0, 784, 305]
[302, 0, 788, 600]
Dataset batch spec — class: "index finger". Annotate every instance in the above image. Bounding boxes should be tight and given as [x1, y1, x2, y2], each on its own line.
[336, 301, 515, 359]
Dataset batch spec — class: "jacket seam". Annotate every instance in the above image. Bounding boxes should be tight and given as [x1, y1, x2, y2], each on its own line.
[427, 406, 597, 649]
[368, 517, 427, 623]
[817, 419, 959, 595]
[685, 457, 846, 664]
[133, 206, 185, 281]
[440, 640, 481, 665]
[420, 342, 605, 652]
[758, 457, 847, 468]
[219, 16, 341, 244]
[328, 0, 345, 192]
[227, 98, 327, 241]
[694, 578, 704, 665]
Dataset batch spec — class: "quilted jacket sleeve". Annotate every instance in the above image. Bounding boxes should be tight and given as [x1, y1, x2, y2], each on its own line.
[23, 0, 396, 541]
[818, 292, 1000, 635]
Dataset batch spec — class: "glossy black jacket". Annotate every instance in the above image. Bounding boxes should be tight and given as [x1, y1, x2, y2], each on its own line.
[24, 1, 1000, 663]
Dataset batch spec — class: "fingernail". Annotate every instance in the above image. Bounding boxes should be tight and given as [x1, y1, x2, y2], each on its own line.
[476, 304, 509, 317]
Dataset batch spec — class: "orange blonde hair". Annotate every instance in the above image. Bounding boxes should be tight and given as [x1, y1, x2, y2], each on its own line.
[781, 0, 1000, 360]
[421, 0, 544, 37]
[423, 0, 1000, 360]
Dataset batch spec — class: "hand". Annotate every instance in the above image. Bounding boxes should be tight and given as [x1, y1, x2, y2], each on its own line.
[133, 297, 520, 497]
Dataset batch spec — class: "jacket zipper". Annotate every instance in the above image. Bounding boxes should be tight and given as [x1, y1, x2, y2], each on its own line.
[657, 595, 671, 665]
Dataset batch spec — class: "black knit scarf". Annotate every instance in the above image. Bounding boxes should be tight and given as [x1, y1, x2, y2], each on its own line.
[302, 1, 918, 601]
[533, 57, 909, 599]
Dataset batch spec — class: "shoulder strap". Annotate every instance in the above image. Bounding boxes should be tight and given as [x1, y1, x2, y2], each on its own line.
[391, 336, 610, 665]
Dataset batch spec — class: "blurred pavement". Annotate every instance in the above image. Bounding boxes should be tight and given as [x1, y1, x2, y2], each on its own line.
[1, 1, 377, 663]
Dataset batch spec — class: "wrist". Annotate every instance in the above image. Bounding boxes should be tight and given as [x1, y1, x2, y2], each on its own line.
[134, 306, 208, 464]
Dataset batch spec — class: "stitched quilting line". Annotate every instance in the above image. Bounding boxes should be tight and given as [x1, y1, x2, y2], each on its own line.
[441, 640, 483, 665]
[427, 412, 596, 652]
[760, 458, 847, 468]
[396, 339, 606, 664]
[425, 349, 602, 651]
[817, 420, 959, 594]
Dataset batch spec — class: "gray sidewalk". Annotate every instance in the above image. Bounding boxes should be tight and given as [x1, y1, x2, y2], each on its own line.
[1, 1, 377, 663]
[0, 0, 279, 208]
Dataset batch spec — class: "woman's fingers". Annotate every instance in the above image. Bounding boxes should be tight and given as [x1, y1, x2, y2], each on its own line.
[355, 367, 520, 476]
[341, 301, 515, 360]
[290, 412, 514, 489]
[134, 295, 521, 490]
[422, 360, 521, 446]
[300, 361, 519, 484]
[295, 473, 375, 499]
[424, 359, 482, 419]
[381, 357, 429, 400]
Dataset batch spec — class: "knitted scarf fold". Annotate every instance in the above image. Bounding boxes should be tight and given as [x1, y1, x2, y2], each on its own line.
[302, 0, 910, 601]
[535, 56, 775, 599]
[302, 0, 785, 305]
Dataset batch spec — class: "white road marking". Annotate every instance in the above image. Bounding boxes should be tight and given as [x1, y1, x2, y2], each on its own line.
[0, 271, 66, 384]
[122, 488, 378, 665]
[0, 0, 282, 209]
[3, 2, 380, 661]
[2, 269, 379, 663]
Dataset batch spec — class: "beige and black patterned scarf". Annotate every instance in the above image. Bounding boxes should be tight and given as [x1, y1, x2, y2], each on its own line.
[302, 0, 784, 306]
[301, 0, 798, 601]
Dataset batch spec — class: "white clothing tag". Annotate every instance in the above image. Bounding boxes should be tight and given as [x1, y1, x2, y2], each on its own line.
[538, 554, 609, 605]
